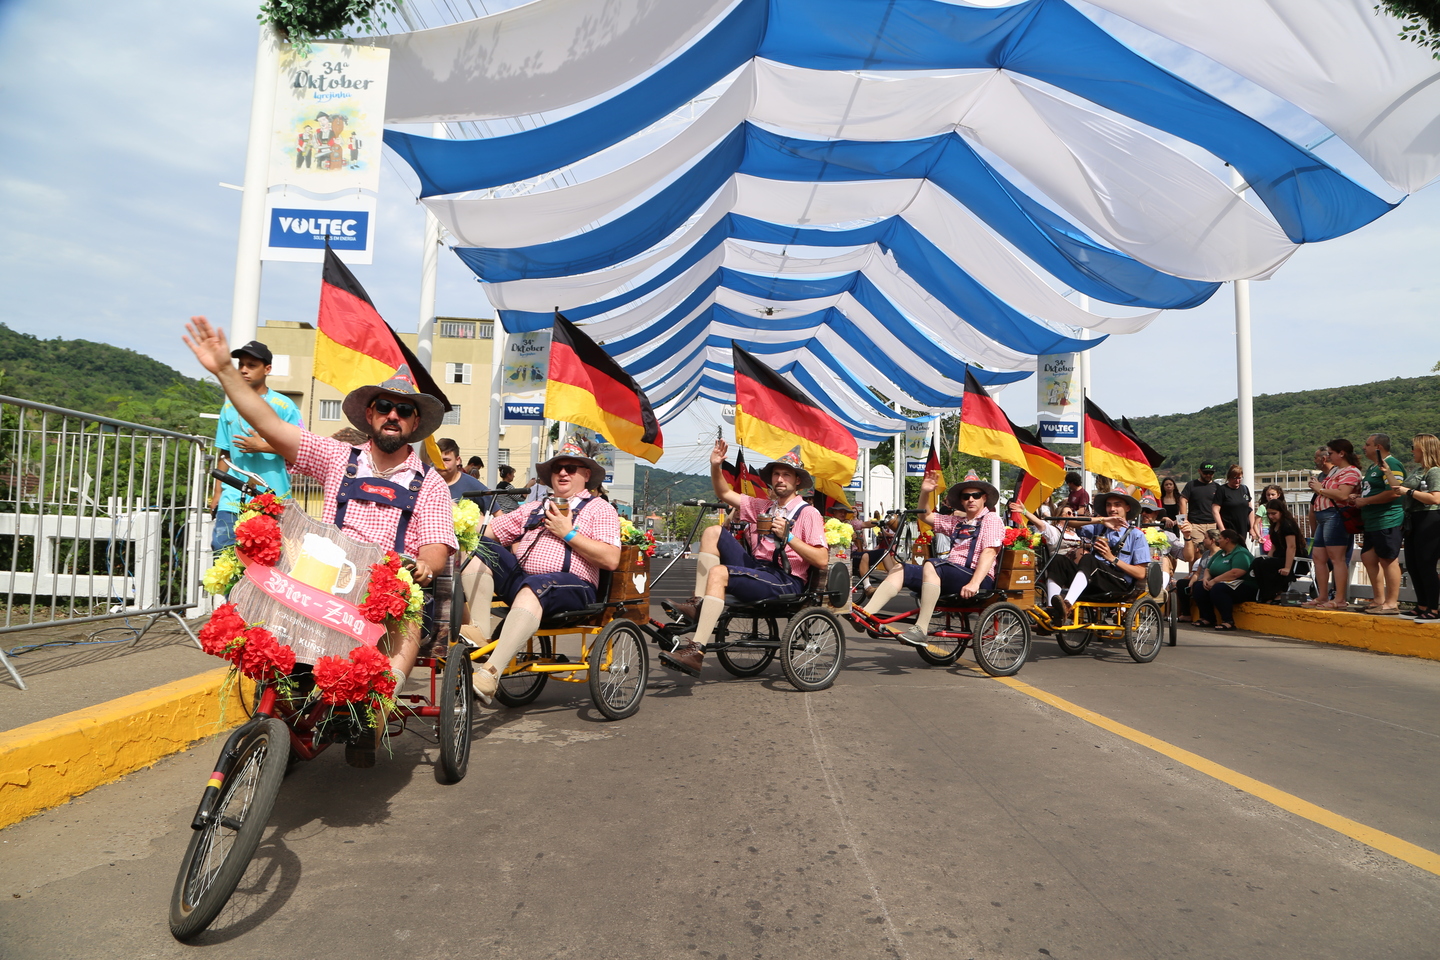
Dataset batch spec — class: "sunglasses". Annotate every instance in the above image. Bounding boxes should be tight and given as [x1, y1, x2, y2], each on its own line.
[370, 397, 417, 419]
[552, 462, 584, 475]
[957, 490, 987, 501]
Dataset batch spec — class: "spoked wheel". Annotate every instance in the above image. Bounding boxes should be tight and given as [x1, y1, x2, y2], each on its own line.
[780, 607, 845, 692]
[715, 616, 779, 677]
[915, 613, 968, 666]
[493, 634, 552, 707]
[436, 646, 474, 784]
[1125, 598, 1164, 663]
[1054, 629, 1091, 656]
[588, 619, 649, 721]
[169, 718, 288, 941]
[1166, 590, 1179, 646]
[971, 602, 1032, 677]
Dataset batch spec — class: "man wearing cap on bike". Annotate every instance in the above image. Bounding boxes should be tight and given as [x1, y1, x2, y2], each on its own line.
[184, 316, 457, 766]
[459, 437, 621, 702]
[1043, 490, 1152, 622]
[661, 439, 827, 677]
[854, 470, 1004, 648]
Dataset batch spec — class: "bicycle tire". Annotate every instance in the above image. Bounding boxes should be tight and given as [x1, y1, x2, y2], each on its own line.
[493, 634, 552, 707]
[1125, 598, 1164, 663]
[588, 619, 649, 720]
[169, 718, 288, 941]
[1054, 629, 1091, 656]
[971, 603, 1031, 677]
[436, 646, 473, 783]
[1166, 588, 1179, 646]
[915, 614, 967, 666]
[780, 607, 845, 692]
[715, 617, 778, 677]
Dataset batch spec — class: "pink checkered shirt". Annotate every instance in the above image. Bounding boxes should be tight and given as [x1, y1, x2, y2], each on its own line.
[734, 495, 825, 579]
[485, 492, 621, 587]
[292, 432, 458, 557]
[931, 508, 1004, 570]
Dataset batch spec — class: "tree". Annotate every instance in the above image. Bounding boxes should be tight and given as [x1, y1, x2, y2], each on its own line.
[1376, 2, 1440, 58]
[258, 0, 401, 45]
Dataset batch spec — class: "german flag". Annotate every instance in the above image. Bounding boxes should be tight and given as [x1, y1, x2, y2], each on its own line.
[1121, 416, 1166, 470]
[546, 312, 663, 463]
[734, 448, 768, 499]
[958, 371, 1026, 470]
[917, 438, 948, 535]
[732, 344, 856, 502]
[314, 244, 451, 463]
[1084, 398, 1159, 493]
[1009, 421, 1067, 511]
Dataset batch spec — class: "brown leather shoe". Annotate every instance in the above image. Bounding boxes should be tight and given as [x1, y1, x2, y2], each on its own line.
[659, 641, 705, 677]
[665, 596, 702, 622]
[1052, 596, 1072, 625]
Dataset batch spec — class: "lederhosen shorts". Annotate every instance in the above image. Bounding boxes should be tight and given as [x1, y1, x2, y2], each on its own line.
[481, 499, 598, 616]
[717, 525, 807, 604]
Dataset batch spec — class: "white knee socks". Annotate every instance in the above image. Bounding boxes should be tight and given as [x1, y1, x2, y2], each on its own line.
[482, 606, 541, 678]
[689, 596, 726, 649]
[915, 580, 941, 634]
[462, 562, 496, 640]
[863, 575, 903, 615]
[693, 552, 718, 597]
[1064, 572, 1090, 605]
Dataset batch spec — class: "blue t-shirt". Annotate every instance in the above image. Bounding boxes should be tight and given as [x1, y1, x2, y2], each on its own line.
[447, 472, 488, 502]
[1078, 521, 1151, 583]
[214, 390, 303, 512]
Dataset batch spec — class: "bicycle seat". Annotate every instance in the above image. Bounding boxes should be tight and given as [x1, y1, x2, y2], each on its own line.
[936, 588, 1005, 609]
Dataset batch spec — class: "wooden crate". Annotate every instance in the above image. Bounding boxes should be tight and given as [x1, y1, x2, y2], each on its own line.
[605, 546, 651, 624]
[995, 548, 1036, 592]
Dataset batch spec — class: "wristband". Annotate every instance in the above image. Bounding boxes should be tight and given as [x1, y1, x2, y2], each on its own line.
[786, 533, 795, 544]
[563, 529, 579, 543]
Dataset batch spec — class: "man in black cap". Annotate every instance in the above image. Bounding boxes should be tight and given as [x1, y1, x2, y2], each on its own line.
[1179, 462, 1220, 554]
[209, 338, 302, 551]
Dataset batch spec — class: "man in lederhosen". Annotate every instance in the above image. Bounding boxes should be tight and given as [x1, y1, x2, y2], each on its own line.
[662, 440, 828, 677]
[853, 470, 1005, 649]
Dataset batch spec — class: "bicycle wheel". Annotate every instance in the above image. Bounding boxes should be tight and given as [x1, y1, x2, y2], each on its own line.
[715, 616, 778, 677]
[1054, 629, 1091, 656]
[780, 607, 845, 692]
[588, 620, 649, 721]
[971, 603, 1032, 677]
[914, 614, 967, 666]
[436, 646, 473, 784]
[169, 718, 288, 941]
[1125, 598, 1164, 663]
[1166, 589, 1179, 646]
[493, 634, 551, 707]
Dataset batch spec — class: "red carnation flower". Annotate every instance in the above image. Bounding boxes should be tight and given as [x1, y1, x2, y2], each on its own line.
[234, 514, 283, 566]
[247, 492, 286, 517]
[199, 603, 249, 662]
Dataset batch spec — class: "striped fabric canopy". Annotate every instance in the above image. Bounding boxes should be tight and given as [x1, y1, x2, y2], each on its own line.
[378, 0, 1440, 440]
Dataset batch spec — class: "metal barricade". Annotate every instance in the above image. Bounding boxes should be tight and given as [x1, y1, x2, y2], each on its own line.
[0, 396, 211, 690]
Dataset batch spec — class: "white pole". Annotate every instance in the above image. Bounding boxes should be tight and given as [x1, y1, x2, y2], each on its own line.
[1076, 300, 1092, 494]
[415, 123, 445, 377]
[1231, 167, 1256, 493]
[991, 458, 1001, 488]
[487, 330, 506, 487]
[229, 26, 282, 346]
[860, 446, 871, 516]
[893, 414, 905, 511]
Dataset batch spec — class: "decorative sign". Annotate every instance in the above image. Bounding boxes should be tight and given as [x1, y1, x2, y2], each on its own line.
[229, 507, 386, 664]
[500, 330, 552, 425]
[904, 421, 931, 476]
[1037, 353, 1081, 442]
[262, 43, 390, 264]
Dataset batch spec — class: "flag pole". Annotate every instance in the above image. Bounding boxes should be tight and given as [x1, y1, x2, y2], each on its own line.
[415, 125, 444, 379]
[229, 24, 282, 347]
[1076, 309, 1091, 493]
[1231, 167, 1256, 493]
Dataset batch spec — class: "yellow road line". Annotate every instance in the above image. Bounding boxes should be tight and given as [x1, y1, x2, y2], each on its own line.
[992, 673, 1440, 877]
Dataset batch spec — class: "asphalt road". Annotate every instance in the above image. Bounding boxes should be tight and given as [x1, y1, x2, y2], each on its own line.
[2, 622, 1436, 959]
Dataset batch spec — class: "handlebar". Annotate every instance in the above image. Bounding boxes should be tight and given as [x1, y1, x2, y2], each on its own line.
[210, 468, 271, 495]
[210, 468, 248, 492]
[681, 499, 728, 509]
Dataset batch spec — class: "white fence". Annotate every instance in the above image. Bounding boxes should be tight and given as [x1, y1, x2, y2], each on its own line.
[0, 396, 212, 690]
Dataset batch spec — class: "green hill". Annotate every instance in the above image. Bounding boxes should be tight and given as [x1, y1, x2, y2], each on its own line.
[1126, 375, 1440, 479]
[0, 324, 221, 435]
[633, 464, 715, 514]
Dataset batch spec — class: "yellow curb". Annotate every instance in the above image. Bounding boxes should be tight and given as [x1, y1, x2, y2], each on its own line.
[1232, 604, 1439, 660]
[0, 667, 254, 829]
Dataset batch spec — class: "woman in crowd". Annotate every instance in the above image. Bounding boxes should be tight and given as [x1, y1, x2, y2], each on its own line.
[1092, 475, 1113, 502]
[1159, 476, 1182, 523]
[1214, 465, 1255, 545]
[1250, 500, 1304, 602]
[1251, 483, 1287, 542]
[1191, 529, 1255, 630]
[1304, 439, 1362, 610]
[1182, 525, 1220, 623]
[1390, 434, 1440, 621]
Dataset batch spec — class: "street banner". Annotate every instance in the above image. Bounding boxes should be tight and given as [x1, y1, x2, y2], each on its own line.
[501, 331, 552, 424]
[1036, 353, 1081, 443]
[904, 421, 930, 476]
[263, 43, 390, 264]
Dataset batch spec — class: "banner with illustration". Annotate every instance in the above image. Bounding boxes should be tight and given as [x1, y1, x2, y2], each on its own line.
[904, 421, 931, 476]
[500, 331, 552, 425]
[1036, 353, 1081, 443]
[262, 43, 389, 264]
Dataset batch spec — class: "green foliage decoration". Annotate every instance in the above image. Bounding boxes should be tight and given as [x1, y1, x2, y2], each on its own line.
[259, 0, 401, 45]
[1376, 1, 1440, 57]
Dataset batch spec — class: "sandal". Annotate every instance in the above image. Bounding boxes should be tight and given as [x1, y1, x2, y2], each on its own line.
[1214, 622, 1236, 631]
[1195, 619, 1214, 628]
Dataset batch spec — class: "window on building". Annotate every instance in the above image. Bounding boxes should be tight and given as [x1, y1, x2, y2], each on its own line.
[442, 405, 462, 425]
[445, 362, 472, 385]
[477, 322, 494, 339]
[438, 320, 475, 339]
[319, 399, 341, 421]
[497, 448, 510, 465]
[270, 355, 291, 377]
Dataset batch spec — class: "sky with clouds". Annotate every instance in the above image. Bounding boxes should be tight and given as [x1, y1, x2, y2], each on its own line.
[1, 0, 1436, 476]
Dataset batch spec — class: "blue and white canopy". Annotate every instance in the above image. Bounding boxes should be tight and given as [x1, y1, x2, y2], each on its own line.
[377, 0, 1440, 435]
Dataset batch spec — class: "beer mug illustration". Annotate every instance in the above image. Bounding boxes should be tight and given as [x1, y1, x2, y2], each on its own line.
[290, 533, 358, 595]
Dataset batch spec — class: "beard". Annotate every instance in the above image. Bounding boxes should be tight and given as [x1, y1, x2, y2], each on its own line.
[372, 431, 413, 454]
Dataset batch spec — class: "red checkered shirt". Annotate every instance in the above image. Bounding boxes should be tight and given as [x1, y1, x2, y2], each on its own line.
[931, 508, 1004, 570]
[292, 432, 458, 557]
[486, 491, 621, 587]
[734, 495, 825, 579]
